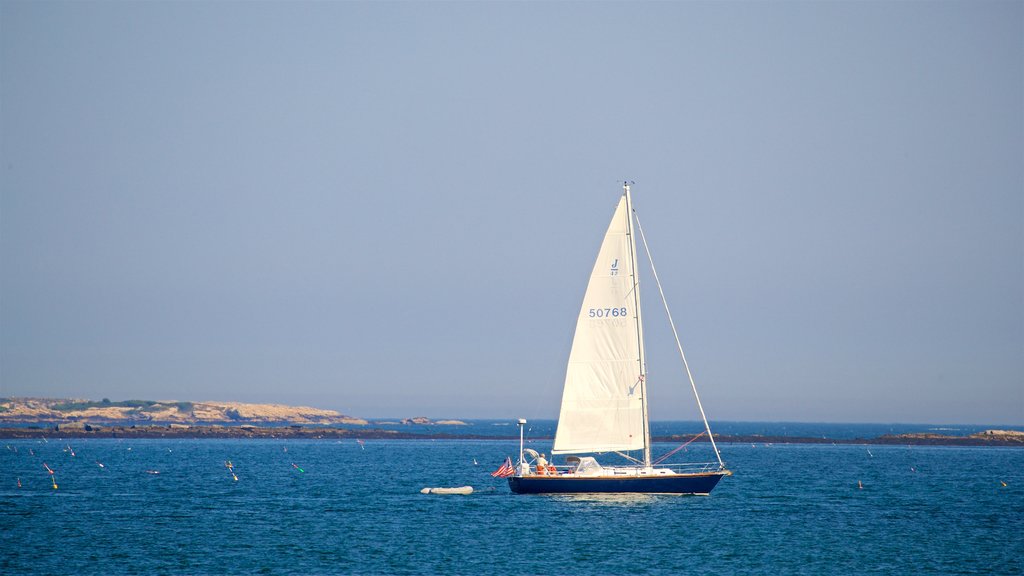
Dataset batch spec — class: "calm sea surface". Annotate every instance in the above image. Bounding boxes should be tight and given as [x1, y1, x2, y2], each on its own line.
[341, 419, 1024, 440]
[2, 430, 1022, 575]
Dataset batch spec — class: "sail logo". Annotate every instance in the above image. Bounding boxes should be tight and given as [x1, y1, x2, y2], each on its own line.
[610, 259, 619, 276]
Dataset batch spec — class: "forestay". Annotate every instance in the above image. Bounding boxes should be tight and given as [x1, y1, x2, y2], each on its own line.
[552, 194, 646, 455]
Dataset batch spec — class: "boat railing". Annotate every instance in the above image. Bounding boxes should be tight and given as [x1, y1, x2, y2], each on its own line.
[539, 461, 725, 476]
[658, 462, 725, 474]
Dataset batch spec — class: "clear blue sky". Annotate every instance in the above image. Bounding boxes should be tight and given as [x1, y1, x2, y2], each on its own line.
[2, 1, 1021, 424]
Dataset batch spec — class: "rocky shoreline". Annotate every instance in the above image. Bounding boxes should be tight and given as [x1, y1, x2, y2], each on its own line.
[0, 397, 368, 426]
[666, 430, 1024, 447]
[1, 425, 1021, 446]
[3, 398, 1019, 446]
[0, 425, 490, 440]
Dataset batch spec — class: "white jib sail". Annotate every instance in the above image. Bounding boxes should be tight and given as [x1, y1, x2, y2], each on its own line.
[552, 194, 645, 455]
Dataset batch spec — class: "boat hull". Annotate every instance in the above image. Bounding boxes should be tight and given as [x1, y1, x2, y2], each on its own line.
[507, 471, 728, 495]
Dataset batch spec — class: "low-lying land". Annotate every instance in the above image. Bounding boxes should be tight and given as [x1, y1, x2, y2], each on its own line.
[0, 424, 1021, 446]
[0, 397, 368, 426]
[2, 398, 1019, 446]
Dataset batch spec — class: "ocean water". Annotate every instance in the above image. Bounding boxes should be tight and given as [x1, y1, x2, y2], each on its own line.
[322, 419, 1024, 440]
[2, 434, 1021, 575]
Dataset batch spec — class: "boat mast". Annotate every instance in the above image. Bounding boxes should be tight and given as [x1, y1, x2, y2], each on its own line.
[624, 182, 652, 468]
[517, 418, 526, 471]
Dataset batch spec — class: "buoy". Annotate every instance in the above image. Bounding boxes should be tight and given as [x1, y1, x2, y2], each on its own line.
[51, 476, 58, 490]
[420, 486, 473, 495]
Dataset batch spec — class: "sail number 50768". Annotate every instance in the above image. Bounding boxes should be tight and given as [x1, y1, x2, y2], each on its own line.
[588, 307, 628, 318]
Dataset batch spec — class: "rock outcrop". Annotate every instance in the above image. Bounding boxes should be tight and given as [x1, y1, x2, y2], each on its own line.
[399, 416, 468, 425]
[0, 398, 367, 426]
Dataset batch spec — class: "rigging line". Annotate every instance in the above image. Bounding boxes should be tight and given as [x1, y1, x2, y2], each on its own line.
[653, 431, 705, 465]
[624, 280, 638, 301]
[613, 451, 644, 465]
[632, 210, 725, 469]
[628, 375, 644, 396]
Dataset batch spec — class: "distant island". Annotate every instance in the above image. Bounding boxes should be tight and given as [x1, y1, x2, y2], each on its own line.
[0, 397, 467, 429]
[661, 429, 1024, 447]
[0, 397, 369, 426]
[0, 398, 1020, 445]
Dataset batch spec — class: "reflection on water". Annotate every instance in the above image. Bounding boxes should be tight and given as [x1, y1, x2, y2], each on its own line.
[548, 492, 684, 506]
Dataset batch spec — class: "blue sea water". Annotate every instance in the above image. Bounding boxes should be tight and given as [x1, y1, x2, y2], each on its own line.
[2, 431, 1022, 575]
[350, 419, 1024, 440]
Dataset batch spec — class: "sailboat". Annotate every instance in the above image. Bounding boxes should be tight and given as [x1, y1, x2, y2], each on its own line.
[508, 183, 731, 495]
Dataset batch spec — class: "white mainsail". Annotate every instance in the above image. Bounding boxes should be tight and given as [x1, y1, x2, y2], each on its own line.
[552, 193, 647, 455]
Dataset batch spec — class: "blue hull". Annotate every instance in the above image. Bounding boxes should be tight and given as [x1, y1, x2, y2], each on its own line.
[507, 472, 727, 495]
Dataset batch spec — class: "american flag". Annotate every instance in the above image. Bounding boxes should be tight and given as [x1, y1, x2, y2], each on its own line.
[491, 457, 515, 478]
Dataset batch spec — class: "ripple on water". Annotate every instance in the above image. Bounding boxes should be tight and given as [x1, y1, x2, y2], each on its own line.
[0, 439, 1021, 575]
